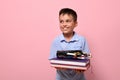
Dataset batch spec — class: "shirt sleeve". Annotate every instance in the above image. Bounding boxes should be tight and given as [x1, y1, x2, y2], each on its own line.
[49, 40, 58, 60]
[82, 37, 90, 54]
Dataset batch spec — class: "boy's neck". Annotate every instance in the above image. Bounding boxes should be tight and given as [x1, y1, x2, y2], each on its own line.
[63, 32, 74, 42]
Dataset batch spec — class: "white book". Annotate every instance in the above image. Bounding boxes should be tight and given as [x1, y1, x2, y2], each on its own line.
[51, 64, 90, 70]
[50, 58, 90, 66]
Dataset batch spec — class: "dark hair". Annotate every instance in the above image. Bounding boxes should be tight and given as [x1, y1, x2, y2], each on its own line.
[59, 8, 77, 21]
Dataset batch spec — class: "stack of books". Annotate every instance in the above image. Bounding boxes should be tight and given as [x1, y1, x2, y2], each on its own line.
[50, 50, 90, 70]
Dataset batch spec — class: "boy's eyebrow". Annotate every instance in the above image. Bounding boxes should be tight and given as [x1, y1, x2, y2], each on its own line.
[59, 19, 73, 21]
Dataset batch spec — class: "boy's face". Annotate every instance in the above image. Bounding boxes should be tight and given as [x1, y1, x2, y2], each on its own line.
[59, 14, 77, 35]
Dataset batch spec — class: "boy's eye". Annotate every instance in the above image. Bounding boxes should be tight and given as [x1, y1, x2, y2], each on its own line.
[66, 20, 71, 23]
[59, 20, 72, 23]
[60, 20, 63, 23]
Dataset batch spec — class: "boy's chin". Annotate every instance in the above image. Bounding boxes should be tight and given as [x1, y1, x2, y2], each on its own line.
[62, 31, 73, 34]
[63, 32, 69, 34]
[63, 32, 70, 35]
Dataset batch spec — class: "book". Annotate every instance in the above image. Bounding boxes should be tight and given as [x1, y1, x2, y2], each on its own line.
[50, 58, 90, 66]
[50, 50, 91, 70]
[51, 63, 90, 70]
[57, 50, 90, 59]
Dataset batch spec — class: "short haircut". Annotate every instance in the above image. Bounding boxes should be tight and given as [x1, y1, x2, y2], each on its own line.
[59, 8, 77, 21]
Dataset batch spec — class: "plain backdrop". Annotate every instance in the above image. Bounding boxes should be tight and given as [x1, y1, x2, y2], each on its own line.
[0, 0, 120, 80]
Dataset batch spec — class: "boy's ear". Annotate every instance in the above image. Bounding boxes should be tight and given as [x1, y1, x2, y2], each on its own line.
[75, 21, 78, 27]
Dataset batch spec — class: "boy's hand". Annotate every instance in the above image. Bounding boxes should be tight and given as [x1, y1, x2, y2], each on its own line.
[88, 53, 92, 58]
[55, 67, 66, 70]
[74, 69, 85, 73]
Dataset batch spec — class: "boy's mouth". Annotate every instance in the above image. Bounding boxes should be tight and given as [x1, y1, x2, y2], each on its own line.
[63, 28, 68, 30]
[63, 27, 69, 30]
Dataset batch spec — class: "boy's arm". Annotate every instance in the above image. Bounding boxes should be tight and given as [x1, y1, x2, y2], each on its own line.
[83, 37, 91, 54]
[49, 41, 57, 60]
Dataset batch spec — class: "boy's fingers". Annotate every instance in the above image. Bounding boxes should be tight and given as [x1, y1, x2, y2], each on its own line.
[74, 69, 85, 73]
[55, 67, 66, 70]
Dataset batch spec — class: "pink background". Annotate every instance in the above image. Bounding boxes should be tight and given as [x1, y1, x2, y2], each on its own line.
[0, 0, 120, 80]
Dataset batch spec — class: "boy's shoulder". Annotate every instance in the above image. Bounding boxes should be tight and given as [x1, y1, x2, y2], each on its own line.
[52, 34, 63, 42]
[74, 33, 86, 39]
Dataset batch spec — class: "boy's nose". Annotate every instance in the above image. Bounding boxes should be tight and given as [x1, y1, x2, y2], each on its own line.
[62, 22, 67, 26]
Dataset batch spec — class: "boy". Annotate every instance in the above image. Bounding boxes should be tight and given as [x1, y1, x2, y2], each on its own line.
[49, 8, 90, 80]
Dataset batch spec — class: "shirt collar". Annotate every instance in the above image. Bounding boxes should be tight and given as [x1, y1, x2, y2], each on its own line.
[59, 32, 79, 42]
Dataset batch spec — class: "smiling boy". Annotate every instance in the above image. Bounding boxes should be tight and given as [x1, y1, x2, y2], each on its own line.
[49, 8, 90, 80]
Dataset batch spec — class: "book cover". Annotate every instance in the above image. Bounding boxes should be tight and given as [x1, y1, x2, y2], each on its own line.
[51, 63, 90, 70]
[50, 58, 90, 66]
